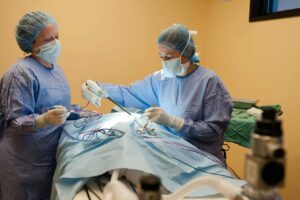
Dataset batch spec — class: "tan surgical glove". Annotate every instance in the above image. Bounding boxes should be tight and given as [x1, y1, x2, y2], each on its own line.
[143, 107, 184, 130]
[35, 106, 69, 128]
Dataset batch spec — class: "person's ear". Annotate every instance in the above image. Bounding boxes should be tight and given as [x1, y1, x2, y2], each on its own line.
[31, 40, 41, 54]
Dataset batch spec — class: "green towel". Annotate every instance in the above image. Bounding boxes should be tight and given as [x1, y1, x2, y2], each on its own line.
[224, 109, 256, 148]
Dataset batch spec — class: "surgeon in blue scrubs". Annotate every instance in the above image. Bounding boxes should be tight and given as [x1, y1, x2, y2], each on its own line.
[82, 24, 232, 164]
[0, 11, 70, 200]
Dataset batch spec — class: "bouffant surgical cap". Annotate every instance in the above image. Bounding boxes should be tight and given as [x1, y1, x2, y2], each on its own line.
[157, 24, 199, 63]
[15, 11, 57, 53]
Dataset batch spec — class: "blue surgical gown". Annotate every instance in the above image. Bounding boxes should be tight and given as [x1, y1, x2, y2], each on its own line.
[0, 57, 71, 200]
[98, 66, 232, 163]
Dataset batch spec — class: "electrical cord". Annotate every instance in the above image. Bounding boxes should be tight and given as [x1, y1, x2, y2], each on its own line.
[84, 184, 102, 200]
[84, 185, 92, 200]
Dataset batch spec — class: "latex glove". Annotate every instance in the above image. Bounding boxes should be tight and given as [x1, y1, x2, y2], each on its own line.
[36, 106, 69, 128]
[81, 80, 108, 107]
[81, 82, 102, 107]
[86, 80, 108, 98]
[143, 107, 184, 130]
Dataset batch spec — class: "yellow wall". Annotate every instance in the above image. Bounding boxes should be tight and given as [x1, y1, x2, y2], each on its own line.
[0, 0, 209, 112]
[0, 0, 298, 198]
[206, 0, 300, 199]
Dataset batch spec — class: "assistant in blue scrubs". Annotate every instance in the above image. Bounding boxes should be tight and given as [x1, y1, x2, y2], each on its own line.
[0, 11, 70, 200]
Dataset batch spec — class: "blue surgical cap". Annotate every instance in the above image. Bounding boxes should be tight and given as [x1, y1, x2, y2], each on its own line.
[15, 11, 58, 53]
[157, 24, 199, 63]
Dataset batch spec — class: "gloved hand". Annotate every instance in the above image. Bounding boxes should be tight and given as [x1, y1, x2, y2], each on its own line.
[81, 80, 108, 107]
[36, 106, 69, 128]
[81, 83, 102, 107]
[143, 107, 184, 130]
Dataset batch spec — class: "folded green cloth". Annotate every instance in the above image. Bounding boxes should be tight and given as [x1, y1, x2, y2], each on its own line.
[224, 108, 256, 148]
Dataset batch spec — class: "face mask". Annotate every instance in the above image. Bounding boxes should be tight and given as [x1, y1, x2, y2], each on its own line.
[176, 61, 190, 76]
[162, 58, 181, 78]
[35, 39, 61, 64]
[162, 58, 190, 78]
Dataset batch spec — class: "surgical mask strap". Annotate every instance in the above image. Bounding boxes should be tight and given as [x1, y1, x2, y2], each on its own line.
[179, 32, 192, 58]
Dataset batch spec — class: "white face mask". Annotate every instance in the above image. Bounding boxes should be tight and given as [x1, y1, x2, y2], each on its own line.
[34, 39, 61, 64]
[162, 58, 189, 78]
[177, 61, 190, 76]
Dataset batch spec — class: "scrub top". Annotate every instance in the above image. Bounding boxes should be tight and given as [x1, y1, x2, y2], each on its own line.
[0, 57, 71, 200]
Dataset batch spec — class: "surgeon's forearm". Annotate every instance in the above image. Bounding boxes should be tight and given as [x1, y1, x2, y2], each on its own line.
[96, 74, 157, 110]
[180, 119, 228, 142]
[96, 83, 125, 105]
[98, 83, 151, 109]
